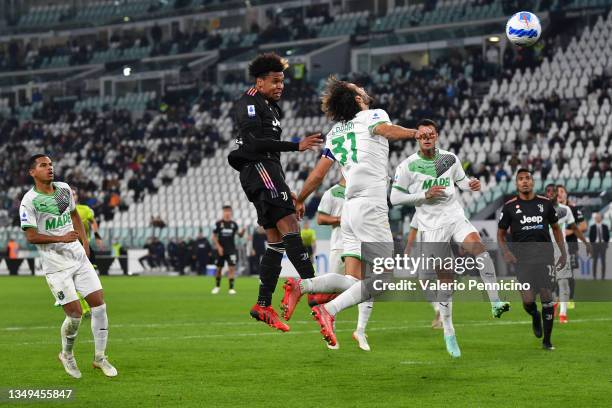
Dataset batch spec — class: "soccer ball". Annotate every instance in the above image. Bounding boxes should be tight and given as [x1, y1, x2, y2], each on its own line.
[505, 11, 541, 47]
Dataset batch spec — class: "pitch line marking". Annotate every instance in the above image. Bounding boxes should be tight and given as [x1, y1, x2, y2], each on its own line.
[2, 317, 612, 332]
[2, 317, 611, 347]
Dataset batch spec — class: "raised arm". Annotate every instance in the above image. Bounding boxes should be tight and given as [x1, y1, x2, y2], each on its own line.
[295, 157, 335, 220]
[235, 95, 322, 153]
[244, 132, 322, 153]
[373, 123, 417, 141]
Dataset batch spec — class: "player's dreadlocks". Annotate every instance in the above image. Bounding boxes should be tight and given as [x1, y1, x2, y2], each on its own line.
[321, 76, 361, 123]
[248, 53, 289, 78]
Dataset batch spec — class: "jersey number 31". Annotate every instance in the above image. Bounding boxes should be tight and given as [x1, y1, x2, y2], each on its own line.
[331, 132, 358, 165]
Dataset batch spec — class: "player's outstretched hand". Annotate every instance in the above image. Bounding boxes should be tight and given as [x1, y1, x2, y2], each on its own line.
[502, 250, 517, 264]
[425, 185, 446, 200]
[60, 231, 80, 243]
[298, 133, 323, 151]
[295, 200, 305, 220]
[217, 246, 224, 257]
[416, 127, 435, 140]
[468, 178, 481, 191]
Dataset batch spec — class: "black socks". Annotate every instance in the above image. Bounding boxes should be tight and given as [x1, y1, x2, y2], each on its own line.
[257, 243, 284, 307]
[282, 232, 315, 280]
[541, 301, 555, 345]
[524, 302, 542, 339]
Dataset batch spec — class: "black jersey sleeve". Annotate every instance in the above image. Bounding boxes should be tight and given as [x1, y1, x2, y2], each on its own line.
[545, 201, 559, 225]
[571, 206, 585, 224]
[213, 221, 221, 235]
[234, 95, 298, 153]
[245, 134, 299, 153]
[498, 203, 512, 230]
[234, 95, 262, 137]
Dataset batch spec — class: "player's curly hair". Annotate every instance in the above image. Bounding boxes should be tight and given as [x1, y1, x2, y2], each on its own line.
[320, 76, 361, 123]
[248, 53, 289, 78]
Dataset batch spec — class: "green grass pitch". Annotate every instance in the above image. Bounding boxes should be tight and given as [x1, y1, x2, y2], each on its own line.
[1, 276, 611, 407]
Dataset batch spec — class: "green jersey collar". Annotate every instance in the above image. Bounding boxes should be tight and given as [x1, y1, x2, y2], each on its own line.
[417, 148, 439, 161]
[34, 182, 57, 196]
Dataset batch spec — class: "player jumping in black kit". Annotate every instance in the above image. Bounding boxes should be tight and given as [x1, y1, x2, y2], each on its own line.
[228, 53, 323, 332]
[497, 169, 567, 350]
[212, 205, 245, 295]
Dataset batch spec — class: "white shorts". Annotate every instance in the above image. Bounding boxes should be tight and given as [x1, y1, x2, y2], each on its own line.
[555, 261, 573, 279]
[418, 218, 478, 244]
[341, 197, 393, 262]
[417, 218, 478, 272]
[45, 259, 102, 305]
[328, 248, 345, 275]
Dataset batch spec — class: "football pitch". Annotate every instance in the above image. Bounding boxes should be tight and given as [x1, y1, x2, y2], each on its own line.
[1, 276, 611, 408]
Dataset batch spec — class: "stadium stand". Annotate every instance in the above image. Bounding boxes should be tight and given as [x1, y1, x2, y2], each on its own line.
[1, 1, 611, 253]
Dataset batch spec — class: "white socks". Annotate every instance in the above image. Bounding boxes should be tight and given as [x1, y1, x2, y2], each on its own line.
[91, 304, 109, 360]
[324, 279, 369, 316]
[301, 274, 374, 333]
[438, 299, 454, 336]
[558, 278, 570, 316]
[478, 252, 501, 305]
[300, 274, 358, 294]
[356, 300, 373, 334]
[61, 316, 82, 355]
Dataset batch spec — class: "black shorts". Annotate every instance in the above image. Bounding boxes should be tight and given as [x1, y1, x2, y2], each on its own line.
[216, 252, 237, 267]
[516, 260, 555, 292]
[239, 161, 295, 229]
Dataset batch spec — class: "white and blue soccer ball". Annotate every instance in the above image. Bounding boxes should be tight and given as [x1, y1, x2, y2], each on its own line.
[505, 11, 541, 47]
